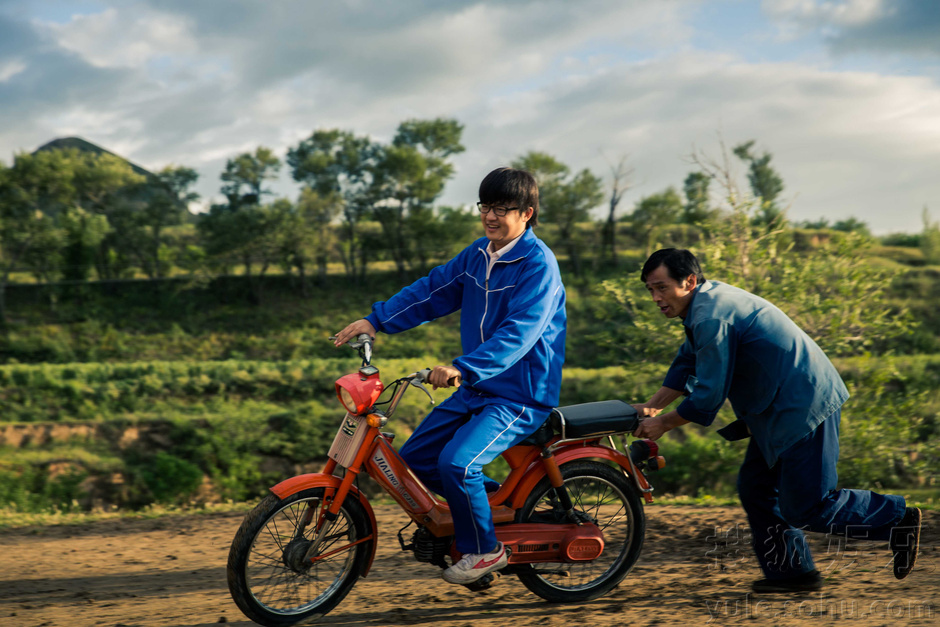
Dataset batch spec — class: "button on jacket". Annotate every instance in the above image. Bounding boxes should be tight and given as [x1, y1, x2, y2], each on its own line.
[365, 228, 566, 410]
[663, 280, 849, 466]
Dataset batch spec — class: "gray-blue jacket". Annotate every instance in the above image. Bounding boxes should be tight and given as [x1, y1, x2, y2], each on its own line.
[663, 280, 848, 466]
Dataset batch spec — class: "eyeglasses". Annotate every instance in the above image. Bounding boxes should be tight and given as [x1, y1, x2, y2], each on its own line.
[476, 202, 519, 217]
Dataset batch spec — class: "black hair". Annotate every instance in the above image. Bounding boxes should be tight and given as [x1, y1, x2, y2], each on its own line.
[640, 248, 706, 284]
[478, 167, 539, 228]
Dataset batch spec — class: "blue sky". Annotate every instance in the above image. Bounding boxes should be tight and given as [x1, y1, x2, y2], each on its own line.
[1, 0, 938, 234]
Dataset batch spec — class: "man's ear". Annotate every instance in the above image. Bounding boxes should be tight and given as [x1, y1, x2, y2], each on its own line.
[685, 274, 698, 290]
[523, 206, 534, 222]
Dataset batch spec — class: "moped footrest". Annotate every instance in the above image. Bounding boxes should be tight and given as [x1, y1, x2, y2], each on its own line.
[551, 400, 639, 439]
[462, 572, 498, 592]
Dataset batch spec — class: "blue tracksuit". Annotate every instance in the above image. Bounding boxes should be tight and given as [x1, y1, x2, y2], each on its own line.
[665, 281, 905, 578]
[365, 228, 566, 553]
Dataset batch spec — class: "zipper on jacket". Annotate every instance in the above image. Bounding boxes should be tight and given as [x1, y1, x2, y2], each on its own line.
[478, 247, 525, 343]
[480, 249, 490, 343]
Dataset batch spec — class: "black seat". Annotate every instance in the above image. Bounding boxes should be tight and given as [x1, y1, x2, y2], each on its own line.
[551, 400, 639, 439]
[516, 400, 639, 446]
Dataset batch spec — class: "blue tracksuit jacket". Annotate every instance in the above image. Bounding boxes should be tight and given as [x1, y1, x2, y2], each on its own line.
[365, 228, 566, 409]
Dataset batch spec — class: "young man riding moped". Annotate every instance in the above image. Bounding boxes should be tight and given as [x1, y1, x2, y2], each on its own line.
[333, 167, 566, 585]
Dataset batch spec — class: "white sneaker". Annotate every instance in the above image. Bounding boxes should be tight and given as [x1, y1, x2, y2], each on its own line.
[442, 542, 508, 584]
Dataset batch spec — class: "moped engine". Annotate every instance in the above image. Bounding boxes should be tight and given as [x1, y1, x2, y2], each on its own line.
[401, 525, 452, 569]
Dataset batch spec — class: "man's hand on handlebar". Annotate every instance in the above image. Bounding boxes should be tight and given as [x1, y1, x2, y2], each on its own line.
[333, 319, 376, 347]
[428, 365, 462, 390]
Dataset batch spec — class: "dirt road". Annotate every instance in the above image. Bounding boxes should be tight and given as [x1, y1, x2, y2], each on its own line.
[2, 504, 935, 627]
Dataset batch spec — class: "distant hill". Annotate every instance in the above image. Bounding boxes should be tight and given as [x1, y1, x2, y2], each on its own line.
[32, 136, 154, 178]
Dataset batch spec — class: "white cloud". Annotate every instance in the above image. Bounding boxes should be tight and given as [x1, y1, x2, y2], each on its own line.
[37, 6, 198, 70]
[763, 0, 940, 56]
[0, 58, 25, 82]
[763, 0, 886, 27]
[442, 51, 940, 233]
[1, 1, 937, 234]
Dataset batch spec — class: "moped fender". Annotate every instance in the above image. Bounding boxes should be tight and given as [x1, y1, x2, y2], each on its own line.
[509, 444, 653, 510]
[270, 473, 379, 577]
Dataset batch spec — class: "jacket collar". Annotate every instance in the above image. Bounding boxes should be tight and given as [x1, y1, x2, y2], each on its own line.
[682, 280, 713, 327]
[476, 227, 538, 263]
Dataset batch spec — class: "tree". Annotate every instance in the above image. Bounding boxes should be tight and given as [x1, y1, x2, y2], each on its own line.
[287, 130, 379, 280]
[921, 206, 940, 265]
[0, 152, 67, 322]
[598, 142, 916, 363]
[59, 207, 110, 283]
[281, 188, 342, 288]
[197, 199, 286, 304]
[628, 187, 683, 255]
[798, 217, 831, 230]
[600, 155, 632, 266]
[63, 149, 147, 280]
[682, 171, 715, 225]
[220, 147, 280, 208]
[732, 140, 785, 229]
[691, 141, 910, 355]
[406, 205, 478, 274]
[0, 149, 141, 321]
[129, 166, 199, 279]
[372, 118, 465, 280]
[831, 216, 872, 237]
[511, 152, 603, 277]
[201, 148, 282, 283]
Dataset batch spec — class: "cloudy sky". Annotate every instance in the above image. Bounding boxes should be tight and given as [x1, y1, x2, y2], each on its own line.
[1, 0, 938, 234]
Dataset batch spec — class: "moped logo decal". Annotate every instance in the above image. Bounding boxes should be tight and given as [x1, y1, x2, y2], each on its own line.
[341, 417, 358, 437]
[372, 450, 420, 509]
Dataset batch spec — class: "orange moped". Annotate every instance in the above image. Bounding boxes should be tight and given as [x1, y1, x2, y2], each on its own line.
[227, 334, 665, 626]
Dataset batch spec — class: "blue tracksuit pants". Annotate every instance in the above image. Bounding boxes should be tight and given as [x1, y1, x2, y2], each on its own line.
[398, 385, 549, 555]
[738, 409, 906, 579]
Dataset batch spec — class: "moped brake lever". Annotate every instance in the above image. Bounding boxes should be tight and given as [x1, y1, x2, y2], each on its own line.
[410, 369, 435, 404]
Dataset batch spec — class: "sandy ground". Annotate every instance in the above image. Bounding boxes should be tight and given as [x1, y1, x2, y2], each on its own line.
[1, 503, 936, 627]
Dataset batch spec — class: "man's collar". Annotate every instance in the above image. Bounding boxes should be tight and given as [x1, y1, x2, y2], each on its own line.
[482, 228, 537, 262]
[681, 281, 709, 324]
[486, 232, 523, 258]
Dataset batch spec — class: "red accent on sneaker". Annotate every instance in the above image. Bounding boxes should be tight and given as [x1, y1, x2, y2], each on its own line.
[474, 549, 505, 569]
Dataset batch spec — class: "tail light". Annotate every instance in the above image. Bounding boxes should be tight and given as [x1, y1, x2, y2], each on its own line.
[629, 438, 666, 472]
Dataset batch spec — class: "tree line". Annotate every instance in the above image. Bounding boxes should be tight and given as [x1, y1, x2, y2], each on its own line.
[2, 118, 938, 323]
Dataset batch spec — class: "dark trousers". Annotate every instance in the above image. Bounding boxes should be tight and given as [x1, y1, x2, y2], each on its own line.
[737, 409, 906, 578]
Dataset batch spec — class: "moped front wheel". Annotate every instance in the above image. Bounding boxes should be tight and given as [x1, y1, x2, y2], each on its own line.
[227, 487, 374, 626]
[515, 460, 645, 602]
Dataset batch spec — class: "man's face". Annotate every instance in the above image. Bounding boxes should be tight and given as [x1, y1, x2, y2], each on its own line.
[479, 202, 533, 249]
[644, 264, 697, 319]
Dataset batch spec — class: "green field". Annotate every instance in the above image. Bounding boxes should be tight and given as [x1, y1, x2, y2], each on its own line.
[1, 257, 938, 516]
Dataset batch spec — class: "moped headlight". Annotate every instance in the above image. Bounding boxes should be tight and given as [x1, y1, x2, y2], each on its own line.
[335, 371, 384, 415]
[338, 387, 359, 414]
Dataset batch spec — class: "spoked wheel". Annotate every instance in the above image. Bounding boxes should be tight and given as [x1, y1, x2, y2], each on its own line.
[515, 461, 645, 602]
[227, 487, 374, 626]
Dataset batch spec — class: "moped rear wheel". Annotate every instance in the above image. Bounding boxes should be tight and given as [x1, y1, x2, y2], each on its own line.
[515, 460, 645, 602]
[227, 487, 373, 626]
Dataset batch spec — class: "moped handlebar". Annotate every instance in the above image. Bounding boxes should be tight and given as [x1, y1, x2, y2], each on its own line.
[329, 332, 374, 366]
[414, 368, 461, 388]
